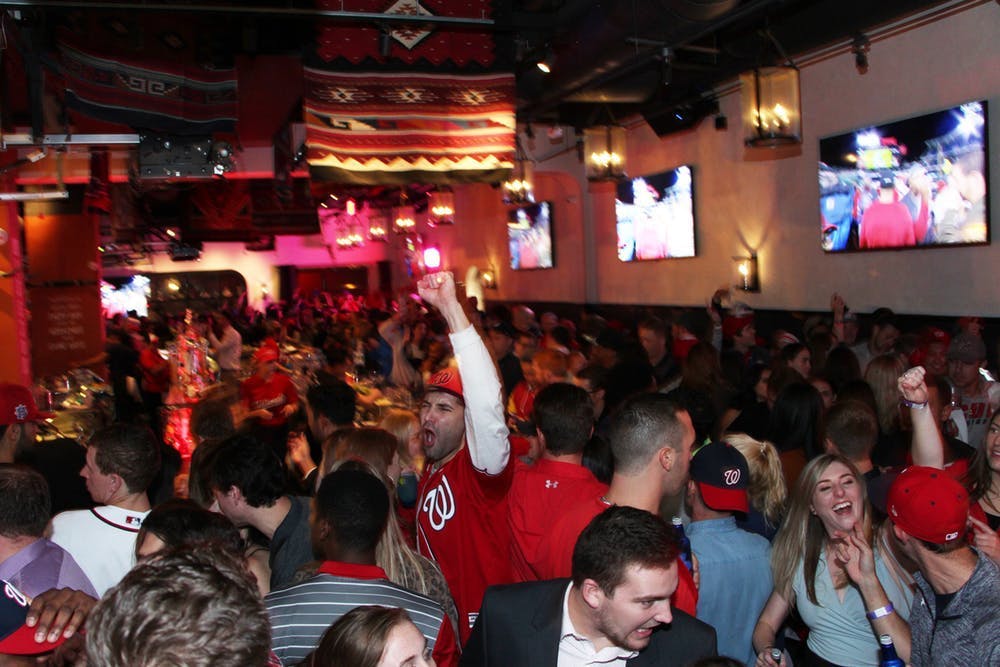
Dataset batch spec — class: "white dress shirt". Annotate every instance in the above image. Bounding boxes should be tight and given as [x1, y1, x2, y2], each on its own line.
[558, 583, 638, 667]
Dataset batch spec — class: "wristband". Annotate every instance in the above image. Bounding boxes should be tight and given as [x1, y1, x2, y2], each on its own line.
[866, 603, 895, 620]
[901, 399, 928, 409]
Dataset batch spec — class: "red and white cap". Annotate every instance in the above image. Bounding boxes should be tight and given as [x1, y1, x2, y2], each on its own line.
[689, 441, 749, 514]
[0, 384, 54, 426]
[888, 466, 969, 544]
[0, 580, 68, 655]
[425, 369, 464, 403]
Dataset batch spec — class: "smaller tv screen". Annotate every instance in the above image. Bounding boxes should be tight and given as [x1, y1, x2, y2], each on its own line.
[615, 165, 696, 261]
[508, 201, 553, 270]
[819, 100, 989, 252]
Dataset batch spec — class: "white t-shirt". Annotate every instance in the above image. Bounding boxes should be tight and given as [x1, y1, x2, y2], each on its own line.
[49, 505, 148, 597]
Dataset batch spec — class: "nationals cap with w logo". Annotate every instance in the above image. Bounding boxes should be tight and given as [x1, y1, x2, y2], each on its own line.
[0, 580, 68, 655]
[689, 441, 749, 514]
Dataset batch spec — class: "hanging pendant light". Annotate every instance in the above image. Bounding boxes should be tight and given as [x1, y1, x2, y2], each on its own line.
[583, 111, 627, 181]
[502, 136, 534, 205]
[368, 211, 388, 242]
[393, 190, 416, 234]
[427, 188, 455, 226]
[740, 65, 801, 147]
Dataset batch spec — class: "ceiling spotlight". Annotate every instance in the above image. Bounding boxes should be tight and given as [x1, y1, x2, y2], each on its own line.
[851, 33, 870, 75]
[661, 47, 673, 86]
[536, 47, 554, 74]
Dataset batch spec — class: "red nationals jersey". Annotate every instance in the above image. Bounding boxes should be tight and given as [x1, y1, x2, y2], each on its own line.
[534, 495, 699, 617]
[507, 458, 608, 582]
[240, 373, 298, 427]
[417, 444, 513, 644]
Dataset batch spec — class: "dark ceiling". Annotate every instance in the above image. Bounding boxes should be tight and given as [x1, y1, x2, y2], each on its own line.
[510, 0, 957, 133]
[2, 0, 958, 140]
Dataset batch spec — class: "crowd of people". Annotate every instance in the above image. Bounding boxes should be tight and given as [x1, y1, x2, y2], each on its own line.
[0, 274, 998, 666]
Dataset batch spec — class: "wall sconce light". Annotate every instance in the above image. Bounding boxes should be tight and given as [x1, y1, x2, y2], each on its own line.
[423, 245, 442, 271]
[480, 267, 497, 290]
[583, 123, 627, 180]
[733, 254, 760, 292]
[851, 34, 870, 75]
[502, 137, 534, 205]
[427, 189, 455, 226]
[740, 65, 802, 147]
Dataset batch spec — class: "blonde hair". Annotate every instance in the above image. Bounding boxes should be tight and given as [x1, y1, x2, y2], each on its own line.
[770, 454, 873, 605]
[337, 428, 398, 474]
[724, 433, 787, 525]
[864, 354, 905, 434]
[379, 409, 420, 468]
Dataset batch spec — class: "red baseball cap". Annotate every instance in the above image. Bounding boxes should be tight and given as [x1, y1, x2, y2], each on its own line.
[689, 441, 749, 514]
[0, 384, 54, 426]
[425, 369, 464, 403]
[888, 466, 969, 544]
[254, 346, 279, 364]
[722, 314, 754, 341]
[0, 580, 67, 655]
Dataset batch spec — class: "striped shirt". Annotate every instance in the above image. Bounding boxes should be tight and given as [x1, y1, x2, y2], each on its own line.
[265, 561, 458, 666]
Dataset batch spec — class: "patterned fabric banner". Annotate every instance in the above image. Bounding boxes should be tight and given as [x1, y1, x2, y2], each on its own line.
[316, 0, 498, 67]
[55, 30, 238, 133]
[305, 69, 514, 184]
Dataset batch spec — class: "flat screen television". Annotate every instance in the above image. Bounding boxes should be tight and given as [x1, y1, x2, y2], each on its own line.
[615, 165, 696, 261]
[508, 201, 553, 270]
[819, 100, 989, 252]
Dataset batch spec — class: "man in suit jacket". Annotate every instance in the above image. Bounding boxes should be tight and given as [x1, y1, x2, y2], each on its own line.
[462, 506, 717, 666]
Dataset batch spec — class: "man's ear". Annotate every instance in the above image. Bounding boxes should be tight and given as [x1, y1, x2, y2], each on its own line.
[315, 517, 332, 543]
[0, 425, 21, 462]
[580, 579, 606, 610]
[658, 446, 675, 473]
[227, 485, 246, 505]
[109, 472, 126, 494]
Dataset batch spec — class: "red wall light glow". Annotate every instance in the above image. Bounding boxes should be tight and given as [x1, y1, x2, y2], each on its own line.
[423, 245, 442, 270]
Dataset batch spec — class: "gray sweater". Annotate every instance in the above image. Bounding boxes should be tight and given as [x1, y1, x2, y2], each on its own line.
[909, 549, 1000, 667]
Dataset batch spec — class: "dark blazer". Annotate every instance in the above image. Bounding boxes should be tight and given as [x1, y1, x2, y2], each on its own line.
[461, 578, 717, 667]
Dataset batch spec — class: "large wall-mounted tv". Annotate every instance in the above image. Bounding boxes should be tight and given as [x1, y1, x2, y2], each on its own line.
[508, 201, 553, 270]
[819, 100, 989, 252]
[615, 165, 696, 261]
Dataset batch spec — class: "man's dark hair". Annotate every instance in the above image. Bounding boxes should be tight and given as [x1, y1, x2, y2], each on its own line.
[308, 380, 357, 427]
[835, 379, 878, 416]
[209, 435, 286, 508]
[86, 548, 270, 667]
[575, 364, 609, 392]
[0, 464, 50, 538]
[780, 342, 808, 365]
[824, 400, 877, 461]
[608, 394, 688, 475]
[930, 374, 953, 407]
[136, 499, 244, 560]
[533, 383, 594, 455]
[637, 316, 668, 338]
[315, 468, 390, 554]
[90, 424, 161, 494]
[190, 398, 236, 442]
[768, 382, 824, 459]
[572, 506, 678, 592]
